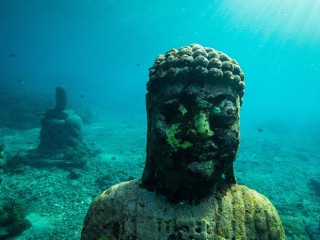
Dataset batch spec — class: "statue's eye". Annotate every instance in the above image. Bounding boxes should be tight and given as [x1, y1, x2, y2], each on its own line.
[227, 108, 235, 115]
[209, 100, 238, 127]
[162, 101, 183, 122]
[211, 100, 237, 116]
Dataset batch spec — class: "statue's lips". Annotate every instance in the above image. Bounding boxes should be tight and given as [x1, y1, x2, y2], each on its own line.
[187, 160, 215, 177]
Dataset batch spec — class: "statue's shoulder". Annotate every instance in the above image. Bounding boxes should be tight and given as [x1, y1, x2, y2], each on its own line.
[227, 184, 279, 214]
[225, 184, 274, 204]
[85, 179, 142, 216]
[216, 184, 286, 239]
[81, 179, 144, 240]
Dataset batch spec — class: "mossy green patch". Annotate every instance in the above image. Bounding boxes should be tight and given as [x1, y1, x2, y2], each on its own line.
[180, 141, 193, 149]
[191, 112, 214, 138]
[166, 124, 194, 151]
[166, 123, 181, 151]
[164, 219, 171, 233]
[198, 100, 209, 108]
[98, 235, 116, 240]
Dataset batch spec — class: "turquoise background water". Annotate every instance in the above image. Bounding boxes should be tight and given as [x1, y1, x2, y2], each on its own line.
[1, 0, 320, 127]
[1, 1, 320, 239]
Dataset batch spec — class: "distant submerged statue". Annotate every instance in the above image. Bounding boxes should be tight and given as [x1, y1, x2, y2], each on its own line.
[37, 86, 87, 168]
[81, 44, 285, 239]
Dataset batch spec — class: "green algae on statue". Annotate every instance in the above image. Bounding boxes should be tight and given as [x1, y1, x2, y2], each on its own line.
[142, 44, 244, 202]
[81, 44, 285, 240]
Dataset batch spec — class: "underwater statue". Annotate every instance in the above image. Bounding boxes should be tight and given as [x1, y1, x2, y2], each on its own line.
[81, 44, 285, 239]
[39, 86, 83, 150]
[36, 86, 87, 167]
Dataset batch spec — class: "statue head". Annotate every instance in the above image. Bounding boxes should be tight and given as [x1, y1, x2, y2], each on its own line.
[142, 44, 245, 202]
[55, 86, 67, 112]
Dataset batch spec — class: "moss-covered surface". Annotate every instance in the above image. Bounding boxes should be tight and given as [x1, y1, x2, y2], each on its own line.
[166, 123, 181, 151]
[189, 111, 214, 139]
[81, 180, 285, 240]
[166, 124, 194, 151]
[143, 44, 242, 202]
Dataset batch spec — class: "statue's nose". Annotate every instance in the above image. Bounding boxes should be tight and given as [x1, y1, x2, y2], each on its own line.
[189, 112, 214, 139]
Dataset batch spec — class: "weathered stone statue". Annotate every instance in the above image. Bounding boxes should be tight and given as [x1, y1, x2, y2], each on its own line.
[38, 86, 84, 152]
[81, 44, 285, 239]
[35, 86, 87, 168]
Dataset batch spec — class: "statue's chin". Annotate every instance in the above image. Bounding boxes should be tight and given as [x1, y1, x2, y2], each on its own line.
[187, 160, 215, 179]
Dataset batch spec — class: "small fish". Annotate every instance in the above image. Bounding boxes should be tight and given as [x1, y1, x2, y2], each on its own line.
[10, 53, 16, 58]
[136, 63, 140, 66]
[257, 129, 263, 132]
[80, 95, 85, 98]
[33, 111, 45, 117]
[16, 79, 25, 84]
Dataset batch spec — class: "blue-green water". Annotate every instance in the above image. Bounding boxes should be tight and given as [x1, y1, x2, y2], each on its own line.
[0, 0, 319, 239]
[1, 0, 320, 123]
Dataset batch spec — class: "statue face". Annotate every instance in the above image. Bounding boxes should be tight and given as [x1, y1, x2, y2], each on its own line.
[146, 83, 240, 195]
[142, 44, 245, 201]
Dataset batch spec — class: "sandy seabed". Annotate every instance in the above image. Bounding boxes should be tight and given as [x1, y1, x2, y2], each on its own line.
[0, 110, 319, 240]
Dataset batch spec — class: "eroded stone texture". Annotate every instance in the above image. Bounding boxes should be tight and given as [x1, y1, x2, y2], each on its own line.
[143, 44, 245, 202]
[38, 86, 86, 153]
[81, 180, 285, 240]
